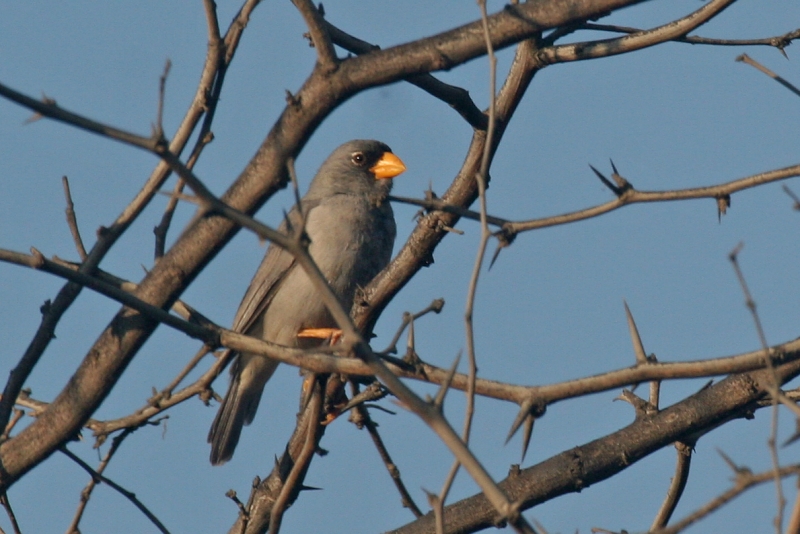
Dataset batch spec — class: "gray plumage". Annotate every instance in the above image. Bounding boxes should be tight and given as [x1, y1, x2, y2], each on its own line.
[208, 140, 403, 465]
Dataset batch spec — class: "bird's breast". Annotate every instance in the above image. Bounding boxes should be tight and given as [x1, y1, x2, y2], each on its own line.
[305, 196, 395, 292]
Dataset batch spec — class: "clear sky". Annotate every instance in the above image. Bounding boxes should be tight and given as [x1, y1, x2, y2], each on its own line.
[1, 1, 799, 533]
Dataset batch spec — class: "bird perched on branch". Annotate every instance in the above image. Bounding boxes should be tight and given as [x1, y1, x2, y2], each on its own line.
[208, 139, 406, 465]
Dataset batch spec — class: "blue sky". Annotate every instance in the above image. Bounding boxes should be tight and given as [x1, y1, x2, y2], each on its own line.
[1, 2, 799, 533]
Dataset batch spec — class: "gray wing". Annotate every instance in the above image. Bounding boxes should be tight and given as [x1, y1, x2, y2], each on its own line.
[208, 200, 320, 465]
[230, 200, 319, 335]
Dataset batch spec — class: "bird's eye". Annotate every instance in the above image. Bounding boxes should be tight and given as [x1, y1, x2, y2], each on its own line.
[351, 152, 366, 166]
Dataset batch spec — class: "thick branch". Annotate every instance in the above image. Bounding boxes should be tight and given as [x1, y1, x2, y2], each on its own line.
[391, 358, 800, 534]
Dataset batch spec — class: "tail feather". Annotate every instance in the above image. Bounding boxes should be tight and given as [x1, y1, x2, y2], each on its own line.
[208, 354, 278, 465]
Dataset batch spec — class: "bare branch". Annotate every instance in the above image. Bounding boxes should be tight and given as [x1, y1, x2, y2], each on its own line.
[0, 0, 234, 442]
[267, 378, 323, 534]
[0, 493, 21, 534]
[537, 0, 737, 65]
[440, 0, 501, 514]
[324, 22, 488, 130]
[506, 163, 800, 234]
[651, 463, 800, 534]
[66, 427, 137, 533]
[579, 24, 800, 52]
[293, 0, 337, 67]
[60, 446, 170, 534]
[351, 401, 423, 518]
[394, 359, 800, 534]
[651, 441, 693, 530]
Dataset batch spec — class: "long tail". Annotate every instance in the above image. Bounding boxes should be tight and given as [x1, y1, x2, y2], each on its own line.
[208, 353, 278, 465]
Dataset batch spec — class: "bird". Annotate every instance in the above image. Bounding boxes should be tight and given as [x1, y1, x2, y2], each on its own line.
[208, 139, 406, 465]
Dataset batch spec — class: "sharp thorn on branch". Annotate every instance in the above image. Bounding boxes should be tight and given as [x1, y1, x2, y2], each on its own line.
[623, 300, 647, 364]
[520, 413, 535, 462]
[433, 352, 462, 409]
[589, 164, 621, 196]
[506, 399, 534, 445]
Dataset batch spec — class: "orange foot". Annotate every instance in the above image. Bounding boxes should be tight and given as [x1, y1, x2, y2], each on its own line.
[297, 328, 343, 344]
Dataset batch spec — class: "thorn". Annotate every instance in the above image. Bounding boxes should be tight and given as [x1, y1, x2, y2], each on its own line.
[433, 352, 461, 409]
[608, 159, 631, 191]
[697, 379, 714, 393]
[406, 318, 415, 354]
[623, 301, 647, 364]
[520, 413, 535, 462]
[440, 223, 464, 235]
[489, 243, 503, 270]
[283, 208, 294, 233]
[716, 448, 751, 476]
[424, 184, 438, 202]
[285, 90, 300, 107]
[506, 399, 535, 445]
[589, 164, 621, 196]
[423, 488, 439, 508]
[489, 227, 517, 270]
[782, 185, 800, 211]
[23, 94, 57, 124]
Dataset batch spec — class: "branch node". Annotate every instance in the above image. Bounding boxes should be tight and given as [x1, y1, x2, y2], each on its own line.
[616, 389, 658, 420]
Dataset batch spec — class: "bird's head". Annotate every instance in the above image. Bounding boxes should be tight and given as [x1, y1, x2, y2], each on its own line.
[307, 139, 406, 200]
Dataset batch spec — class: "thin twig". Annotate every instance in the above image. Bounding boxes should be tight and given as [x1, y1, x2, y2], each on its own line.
[159, 345, 214, 400]
[651, 464, 800, 534]
[0, 408, 24, 441]
[66, 427, 136, 533]
[379, 299, 445, 355]
[60, 446, 170, 534]
[323, 22, 488, 129]
[0, 493, 21, 534]
[0, 248, 215, 344]
[651, 441, 693, 530]
[787, 483, 800, 534]
[439, 0, 500, 514]
[292, 0, 337, 67]
[352, 402, 423, 518]
[783, 185, 800, 211]
[155, 60, 172, 139]
[0, 0, 236, 436]
[580, 23, 800, 52]
[506, 163, 800, 234]
[728, 244, 785, 533]
[388, 194, 508, 227]
[536, 0, 738, 65]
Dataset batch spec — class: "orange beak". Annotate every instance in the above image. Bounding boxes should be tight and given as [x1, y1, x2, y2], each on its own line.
[370, 151, 406, 180]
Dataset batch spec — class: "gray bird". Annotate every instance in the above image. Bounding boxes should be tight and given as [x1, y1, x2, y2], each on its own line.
[208, 140, 406, 465]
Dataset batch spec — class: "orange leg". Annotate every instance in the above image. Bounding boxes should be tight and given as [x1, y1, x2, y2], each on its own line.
[296, 327, 343, 344]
